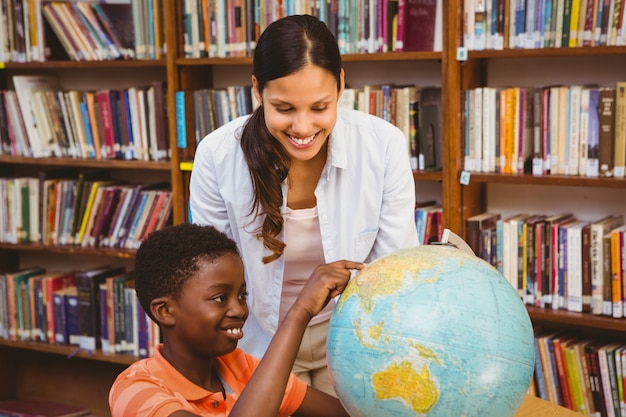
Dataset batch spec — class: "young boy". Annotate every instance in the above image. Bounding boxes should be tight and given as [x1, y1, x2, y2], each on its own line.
[109, 223, 362, 417]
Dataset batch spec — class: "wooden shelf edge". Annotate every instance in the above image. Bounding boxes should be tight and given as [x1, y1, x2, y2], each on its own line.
[0, 339, 138, 365]
[2, 59, 167, 69]
[414, 170, 443, 181]
[527, 306, 626, 335]
[175, 51, 442, 66]
[468, 45, 626, 59]
[465, 172, 626, 188]
[0, 155, 172, 171]
[0, 243, 136, 258]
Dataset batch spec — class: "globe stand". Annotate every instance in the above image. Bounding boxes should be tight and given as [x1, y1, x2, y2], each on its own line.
[430, 228, 475, 256]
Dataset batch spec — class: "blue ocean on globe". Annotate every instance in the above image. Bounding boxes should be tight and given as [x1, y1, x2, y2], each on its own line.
[327, 244, 535, 417]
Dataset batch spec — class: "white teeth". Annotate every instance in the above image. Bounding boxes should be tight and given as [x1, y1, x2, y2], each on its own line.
[289, 134, 315, 145]
[226, 328, 241, 334]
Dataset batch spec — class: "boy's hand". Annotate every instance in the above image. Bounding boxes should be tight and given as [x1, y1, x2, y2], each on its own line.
[292, 260, 363, 321]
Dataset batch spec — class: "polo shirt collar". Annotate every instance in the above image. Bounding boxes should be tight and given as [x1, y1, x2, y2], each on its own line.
[149, 344, 225, 402]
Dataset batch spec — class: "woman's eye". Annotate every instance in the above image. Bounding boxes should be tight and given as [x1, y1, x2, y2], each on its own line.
[313, 107, 327, 112]
[275, 107, 292, 113]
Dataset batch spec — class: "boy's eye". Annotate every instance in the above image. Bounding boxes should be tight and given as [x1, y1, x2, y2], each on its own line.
[312, 107, 328, 112]
[239, 291, 249, 301]
[213, 294, 227, 303]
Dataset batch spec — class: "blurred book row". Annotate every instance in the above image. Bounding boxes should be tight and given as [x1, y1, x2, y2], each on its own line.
[0, 265, 159, 358]
[531, 330, 626, 417]
[467, 211, 626, 318]
[0, 172, 173, 249]
[1, 75, 170, 161]
[176, 83, 444, 173]
[1, 0, 161, 62]
[182, 0, 442, 58]
[463, 0, 626, 51]
[463, 83, 626, 177]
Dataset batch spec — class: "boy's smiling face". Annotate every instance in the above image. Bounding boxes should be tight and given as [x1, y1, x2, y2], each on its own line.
[169, 253, 249, 357]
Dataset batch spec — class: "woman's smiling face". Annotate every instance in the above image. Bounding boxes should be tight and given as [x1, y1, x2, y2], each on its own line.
[253, 64, 344, 162]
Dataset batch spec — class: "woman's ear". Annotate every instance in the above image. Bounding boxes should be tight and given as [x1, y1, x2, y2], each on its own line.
[251, 75, 262, 107]
[338, 68, 345, 98]
[151, 297, 175, 326]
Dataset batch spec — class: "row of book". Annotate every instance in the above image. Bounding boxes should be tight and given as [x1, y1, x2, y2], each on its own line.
[339, 85, 443, 172]
[463, 0, 626, 51]
[0, 173, 173, 249]
[531, 330, 626, 417]
[463, 83, 626, 178]
[0, 0, 161, 63]
[175, 83, 444, 173]
[415, 200, 443, 245]
[181, 0, 443, 58]
[1, 75, 170, 161]
[42, 1, 136, 61]
[0, 266, 159, 358]
[467, 212, 626, 318]
[175, 86, 257, 161]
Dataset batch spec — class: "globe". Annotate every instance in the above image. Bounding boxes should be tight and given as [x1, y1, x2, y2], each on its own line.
[327, 243, 535, 417]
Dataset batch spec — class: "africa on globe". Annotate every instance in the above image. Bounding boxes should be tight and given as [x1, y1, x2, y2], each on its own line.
[327, 243, 535, 417]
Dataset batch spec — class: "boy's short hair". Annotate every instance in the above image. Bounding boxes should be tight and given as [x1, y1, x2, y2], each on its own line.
[134, 223, 240, 321]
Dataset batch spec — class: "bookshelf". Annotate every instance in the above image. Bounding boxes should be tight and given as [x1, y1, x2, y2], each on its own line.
[0, 1, 451, 416]
[453, 0, 626, 414]
[6, 0, 625, 415]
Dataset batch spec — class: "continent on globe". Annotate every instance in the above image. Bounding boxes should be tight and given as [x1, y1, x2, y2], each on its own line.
[327, 243, 535, 417]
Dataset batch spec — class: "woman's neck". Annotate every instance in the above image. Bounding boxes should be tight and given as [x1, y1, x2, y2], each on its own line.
[286, 144, 328, 210]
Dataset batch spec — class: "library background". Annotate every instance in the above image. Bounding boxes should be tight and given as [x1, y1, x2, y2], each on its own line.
[0, 0, 625, 415]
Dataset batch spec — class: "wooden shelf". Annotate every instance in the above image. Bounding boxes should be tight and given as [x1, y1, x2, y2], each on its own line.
[174, 51, 442, 67]
[0, 155, 171, 171]
[1, 59, 167, 69]
[0, 339, 138, 365]
[527, 306, 626, 337]
[0, 243, 136, 258]
[468, 46, 626, 59]
[464, 173, 626, 188]
[414, 170, 443, 181]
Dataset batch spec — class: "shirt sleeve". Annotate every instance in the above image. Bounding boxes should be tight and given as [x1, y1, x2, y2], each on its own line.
[109, 372, 194, 417]
[370, 126, 420, 261]
[188, 136, 234, 238]
[278, 372, 308, 417]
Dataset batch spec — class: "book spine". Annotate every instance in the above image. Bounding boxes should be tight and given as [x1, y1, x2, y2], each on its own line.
[598, 87, 615, 177]
[611, 228, 624, 318]
[52, 291, 68, 345]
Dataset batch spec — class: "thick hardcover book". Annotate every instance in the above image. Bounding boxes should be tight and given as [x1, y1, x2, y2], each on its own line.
[95, 89, 116, 159]
[5, 267, 46, 342]
[419, 87, 443, 170]
[466, 212, 501, 256]
[0, 399, 90, 417]
[613, 81, 626, 177]
[151, 81, 169, 161]
[12, 75, 61, 158]
[76, 265, 126, 352]
[399, 0, 441, 51]
[598, 87, 615, 177]
[53, 285, 80, 346]
[590, 215, 624, 315]
[41, 272, 76, 343]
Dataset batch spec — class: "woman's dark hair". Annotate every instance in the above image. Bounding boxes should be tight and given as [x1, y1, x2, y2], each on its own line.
[240, 15, 342, 264]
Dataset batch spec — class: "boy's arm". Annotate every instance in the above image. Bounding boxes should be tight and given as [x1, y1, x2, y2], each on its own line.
[230, 260, 361, 417]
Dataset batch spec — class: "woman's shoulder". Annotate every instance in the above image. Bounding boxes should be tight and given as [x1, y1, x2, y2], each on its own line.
[336, 108, 405, 147]
[337, 107, 403, 135]
[195, 115, 250, 155]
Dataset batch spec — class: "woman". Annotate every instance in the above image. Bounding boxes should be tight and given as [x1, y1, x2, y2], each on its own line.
[189, 14, 418, 396]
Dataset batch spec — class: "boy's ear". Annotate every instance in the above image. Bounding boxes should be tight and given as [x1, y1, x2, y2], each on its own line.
[151, 297, 175, 326]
